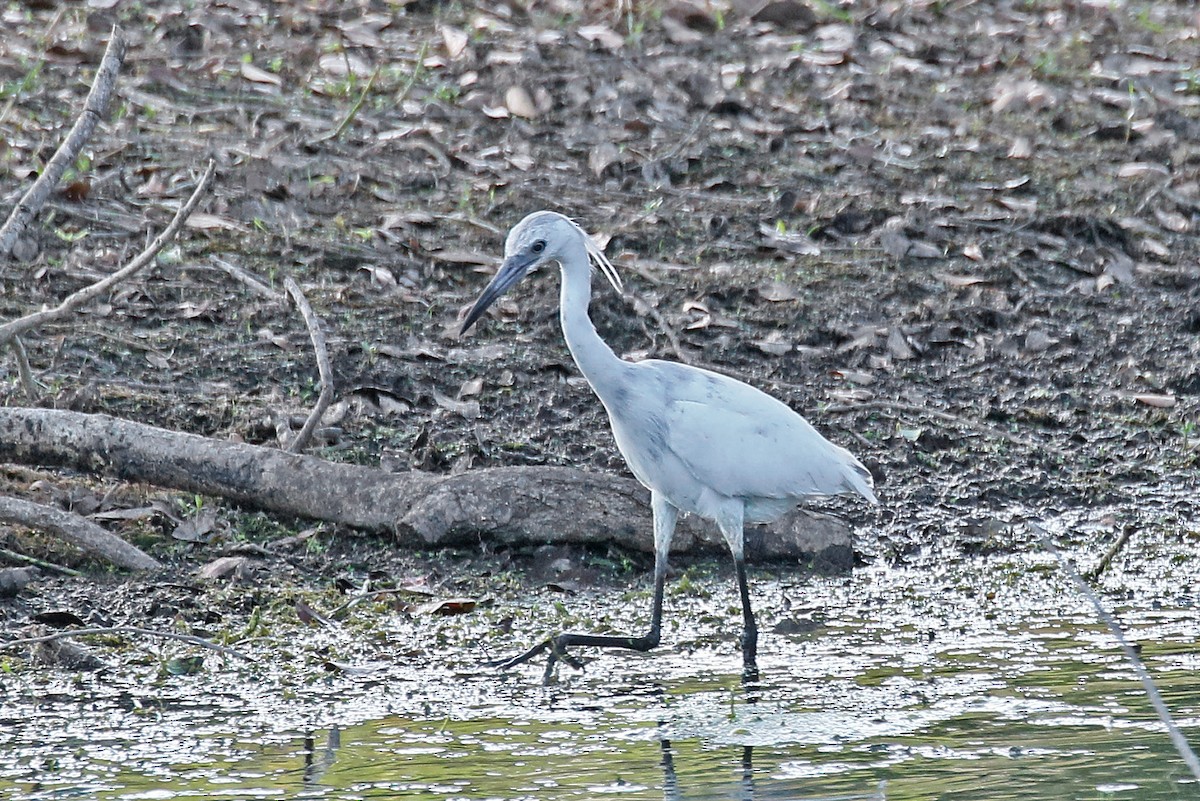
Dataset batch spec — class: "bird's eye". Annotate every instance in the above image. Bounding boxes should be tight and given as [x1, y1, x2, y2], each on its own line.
[531, 240, 546, 254]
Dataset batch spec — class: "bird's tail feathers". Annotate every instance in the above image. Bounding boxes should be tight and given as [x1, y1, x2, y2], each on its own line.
[846, 461, 879, 505]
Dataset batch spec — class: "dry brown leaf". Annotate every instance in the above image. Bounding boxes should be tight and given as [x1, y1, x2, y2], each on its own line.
[1140, 238, 1169, 259]
[1134, 393, 1176, 408]
[197, 556, 250, 581]
[832, 368, 874, 386]
[360, 264, 397, 288]
[177, 300, 211, 319]
[758, 282, 799, 302]
[937, 273, 987, 287]
[752, 332, 792, 356]
[996, 196, 1037, 214]
[589, 142, 620, 177]
[441, 25, 468, 59]
[758, 224, 820, 256]
[990, 79, 1056, 113]
[173, 507, 218, 542]
[508, 153, 535, 171]
[907, 240, 943, 259]
[1117, 162, 1169, 179]
[412, 598, 478, 616]
[879, 226, 911, 259]
[241, 62, 282, 87]
[827, 388, 874, 404]
[295, 599, 332, 627]
[962, 244, 984, 262]
[318, 52, 372, 78]
[433, 390, 480, 418]
[338, 15, 389, 47]
[1024, 329, 1057, 353]
[459, 377, 484, 397]
[1153, 208, 1189, 233]
[62, 180, 90, 202]
[887, 327, 915, 360]
[256, 328, 290, 349]
[186, 212, 247, 232]
[1007, 137, 1032, 159]
[504, 86, 537, 118]
[661, 15, 705, 44]
[578, 24, 624, 49]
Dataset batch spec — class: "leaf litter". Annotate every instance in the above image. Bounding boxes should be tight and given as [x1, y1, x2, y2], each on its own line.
[0, 0, 1196, 708]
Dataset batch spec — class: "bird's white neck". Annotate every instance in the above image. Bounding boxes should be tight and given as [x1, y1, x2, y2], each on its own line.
[557, 240, 625, 398]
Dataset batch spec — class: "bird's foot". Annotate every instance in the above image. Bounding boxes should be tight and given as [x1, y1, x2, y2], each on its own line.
[486, 634, 586, 681]
[487, 631, 660, 681]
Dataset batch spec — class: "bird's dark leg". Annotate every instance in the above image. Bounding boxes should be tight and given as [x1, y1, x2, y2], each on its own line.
[717, 507, 758, 680]
[490, 493, 677, 680]
[734, 554, 759, 681]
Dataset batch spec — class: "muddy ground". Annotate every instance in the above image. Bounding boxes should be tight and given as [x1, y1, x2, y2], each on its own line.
[0, 0, 1197, 661]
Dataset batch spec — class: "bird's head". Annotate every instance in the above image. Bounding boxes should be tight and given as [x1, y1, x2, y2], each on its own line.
[459, 211, 622, 335]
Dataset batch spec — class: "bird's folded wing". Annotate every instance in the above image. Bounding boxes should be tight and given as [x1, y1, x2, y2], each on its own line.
[663, 398, 863, 501]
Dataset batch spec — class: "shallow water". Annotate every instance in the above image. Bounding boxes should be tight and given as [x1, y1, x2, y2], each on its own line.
[2, 526, 1197, 801]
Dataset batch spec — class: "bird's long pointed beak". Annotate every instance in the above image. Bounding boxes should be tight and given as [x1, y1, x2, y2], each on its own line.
[459, 254, 533, 335]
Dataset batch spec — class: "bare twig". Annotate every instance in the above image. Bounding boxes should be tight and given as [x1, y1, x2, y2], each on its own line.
[207, 256, 285, 303]
[1031, 522, 1200, 783]
[284, 277, 334, 454]
[312, 44, 426, 146]
[0, 495, 159, 571]
[1084, 522, 1137, 583]
[11, 336, 41, 400]
[1, 625, 253, 662]
[0, 546, 81, 576]
[0, 27, 126, 258]
[330, 64, 381, 140]
[0, 160, 215, 349]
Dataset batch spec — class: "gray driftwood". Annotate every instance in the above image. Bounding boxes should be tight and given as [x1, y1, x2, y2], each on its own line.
[0, 407, 852, 563]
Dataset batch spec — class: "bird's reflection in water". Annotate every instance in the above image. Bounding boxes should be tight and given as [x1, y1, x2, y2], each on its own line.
[301, 726, 340, 785]
[658, 738, 886, 801]
[655, 677, 886, 801]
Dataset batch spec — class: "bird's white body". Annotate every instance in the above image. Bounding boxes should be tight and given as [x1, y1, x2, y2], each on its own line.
[461, 210, 876, 676]
[598, 358, 876, 542]
[549, 212, 877, 561]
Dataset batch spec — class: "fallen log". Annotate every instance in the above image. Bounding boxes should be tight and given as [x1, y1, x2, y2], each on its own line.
[0, 407, 853, 564]
[0, 496, 159, 571]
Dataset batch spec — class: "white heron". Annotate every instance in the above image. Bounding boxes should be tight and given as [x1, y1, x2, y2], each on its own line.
[460, 210, 877, 679]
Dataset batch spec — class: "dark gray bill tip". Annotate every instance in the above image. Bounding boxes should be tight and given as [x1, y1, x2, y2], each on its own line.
[458, 255, 531, 336]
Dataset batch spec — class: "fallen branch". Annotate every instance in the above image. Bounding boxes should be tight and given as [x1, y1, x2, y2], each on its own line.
[1, 625, 252, 662]
[0, 27, 126, 258]
[1083, 521, 1136, 582]
[11, 336, 40, 399]
[0, 407, 852, 563]
[207, 256, 285, 303]
[284, 277, 334, 454]
[1032, 522, 1200, 782]
[0, 495, 159, 571]
[0, 160, 216, 349]
[0, 546, 81, 576]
